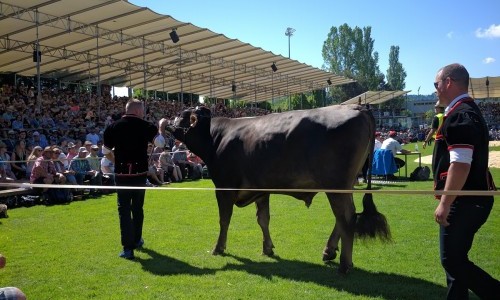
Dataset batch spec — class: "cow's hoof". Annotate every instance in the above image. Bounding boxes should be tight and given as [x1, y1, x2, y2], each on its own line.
[262, 242, 275, 257]
[338, 263, 354, 275]
[262, 249, 274, 257]
[211, 247, 225, 256]
[322, 247, 338, 261]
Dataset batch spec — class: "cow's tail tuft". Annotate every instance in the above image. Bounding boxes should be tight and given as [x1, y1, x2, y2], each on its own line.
[355, 193, 391, 241]
[354, 110, 391, 242]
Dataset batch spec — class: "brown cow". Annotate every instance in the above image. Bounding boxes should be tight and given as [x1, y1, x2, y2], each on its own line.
[168, 104, 390, 273]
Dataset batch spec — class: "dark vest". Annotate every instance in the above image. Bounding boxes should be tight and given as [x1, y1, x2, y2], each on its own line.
[432, 97, 494, 203]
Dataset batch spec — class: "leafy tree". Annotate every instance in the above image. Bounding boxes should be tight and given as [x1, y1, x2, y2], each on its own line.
[380, 45, 408, 110]
[322, 24, 384, 102]
[386, 45, 407, 91]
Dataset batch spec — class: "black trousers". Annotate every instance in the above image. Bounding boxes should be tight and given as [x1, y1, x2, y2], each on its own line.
[440, 198, 499, 299]
[116, 175, 147, 251]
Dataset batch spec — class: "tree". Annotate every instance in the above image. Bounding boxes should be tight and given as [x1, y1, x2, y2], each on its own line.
[386, 45, 407, 91]
[384, 45, 407, 109]
[322, 24, 384, 102]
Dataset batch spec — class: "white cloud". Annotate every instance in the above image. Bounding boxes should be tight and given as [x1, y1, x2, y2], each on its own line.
[475, 24, 500, 38]
[446, 31, 454, 39]
[482, 57, 496, 64]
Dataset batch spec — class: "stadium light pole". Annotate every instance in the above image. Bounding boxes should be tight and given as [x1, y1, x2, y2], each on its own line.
[285, 27, 295, 58]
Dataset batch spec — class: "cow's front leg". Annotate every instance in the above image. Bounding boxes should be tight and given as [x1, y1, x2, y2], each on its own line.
[255, 194, 274, 256]
[212, 191, 234, 255]
[326, 193, 356, 274]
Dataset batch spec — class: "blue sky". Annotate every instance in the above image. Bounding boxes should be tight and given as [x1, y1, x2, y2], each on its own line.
[130, 0, 499, 96]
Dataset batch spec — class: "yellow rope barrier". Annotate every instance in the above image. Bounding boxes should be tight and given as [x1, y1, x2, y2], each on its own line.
[0, 182, 498, 196]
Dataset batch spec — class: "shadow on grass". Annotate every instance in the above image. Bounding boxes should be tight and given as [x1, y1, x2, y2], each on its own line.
[135, 248, 217, 276]
[222, 254, 446, 300]
[135, 248, 446, 299]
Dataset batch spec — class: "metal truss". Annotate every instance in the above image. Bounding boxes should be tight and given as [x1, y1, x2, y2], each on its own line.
[0, 37, 291, 96]
[0, 1, 323, 91]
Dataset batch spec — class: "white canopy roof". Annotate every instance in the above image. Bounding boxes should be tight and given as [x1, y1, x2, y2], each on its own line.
[341, 90, 410, 105]
[469, 76, 500, 99]
[0, 0, 354, 102]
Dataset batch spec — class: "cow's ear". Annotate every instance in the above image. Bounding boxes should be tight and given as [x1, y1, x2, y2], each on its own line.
[190, 114, 198, 127]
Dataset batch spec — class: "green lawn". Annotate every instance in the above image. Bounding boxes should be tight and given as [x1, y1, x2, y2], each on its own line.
[1, 142, 498, 299]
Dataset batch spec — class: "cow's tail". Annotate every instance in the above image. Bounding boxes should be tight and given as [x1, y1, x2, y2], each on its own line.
[355, 109, 391, 242]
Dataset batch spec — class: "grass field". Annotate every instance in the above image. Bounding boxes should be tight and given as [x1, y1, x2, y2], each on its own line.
[1, 143, 499, 299]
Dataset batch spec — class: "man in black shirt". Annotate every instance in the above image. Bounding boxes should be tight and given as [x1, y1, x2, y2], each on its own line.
[103, 99, 167, 260]
[432, 63, 499, 299]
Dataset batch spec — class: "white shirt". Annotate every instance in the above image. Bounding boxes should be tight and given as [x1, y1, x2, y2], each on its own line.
[380, 137, 402, 156]
[101, 157, 114, 174]
[374, 139, 382, 151]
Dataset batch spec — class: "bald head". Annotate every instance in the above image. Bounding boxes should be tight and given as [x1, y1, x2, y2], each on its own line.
[437, 63, 469, 90]
[125, 99, 144, 118]
[435, 63, 470, 106]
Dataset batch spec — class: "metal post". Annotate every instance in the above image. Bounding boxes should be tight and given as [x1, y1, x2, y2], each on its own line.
[271, 71, 274, 108]
[88, 61, 91, 100]
[162, 67, 165, 100]
[96, 26, 101, 97]
[35, 9, 41, 112]
[179, 48, 183, 104]
[143, 37, 147, 100]
[96, 25, 101, 122]
[285, 27, 295, 59]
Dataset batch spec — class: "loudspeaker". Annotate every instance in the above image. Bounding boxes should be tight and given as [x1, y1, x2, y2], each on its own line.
[169, 30, 179, 44]
[231, 84, 236, 92]
[271, 63, 277, 72]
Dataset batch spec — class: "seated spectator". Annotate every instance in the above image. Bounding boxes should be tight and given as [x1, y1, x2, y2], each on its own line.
[172, 143, 196, 180]
[83, 140, 93, 153]
[0, 142, 16, 180]
[146, 144, 164, 186]
[30, 146, 66, 187]
[159, 146, 182, 182]
[96, 140, 104, 158]
[0, 142, 16, 182]
[0, 253, 27, 300]
[151, 146, 167, 184]
[100, 155, 115, 186]
[85, 128, 100, 145]
[52, 147, 77, 185]
[10, 140, 28, 180]
[65, 142, 78, 161]
[3, 130, 16, 152]
[374, 132, 383, 151]
[11, 115, 24, 130]
[380, 130, 411, 169]
[87, 145, 102, 175]
[26, 146, 43, 180]
[68, 147, 102, 195]
[187, 151, 204, 178]
[30, 131, 49, 149]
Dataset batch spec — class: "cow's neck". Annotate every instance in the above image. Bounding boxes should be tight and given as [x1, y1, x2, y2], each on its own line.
[184, 124, 214, 165]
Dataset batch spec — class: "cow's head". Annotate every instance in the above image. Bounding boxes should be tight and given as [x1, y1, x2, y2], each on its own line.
[167, 106, 213, 162]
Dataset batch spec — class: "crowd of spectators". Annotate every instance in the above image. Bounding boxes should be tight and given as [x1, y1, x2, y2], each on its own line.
[0, 83, 271, 203]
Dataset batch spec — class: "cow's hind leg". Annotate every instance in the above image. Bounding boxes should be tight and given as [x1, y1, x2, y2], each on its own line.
[324, 193, 356, 274]
[212, 191, 234, 255]
[255, 194, 274, 256]
[322, 224, 340, 261]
